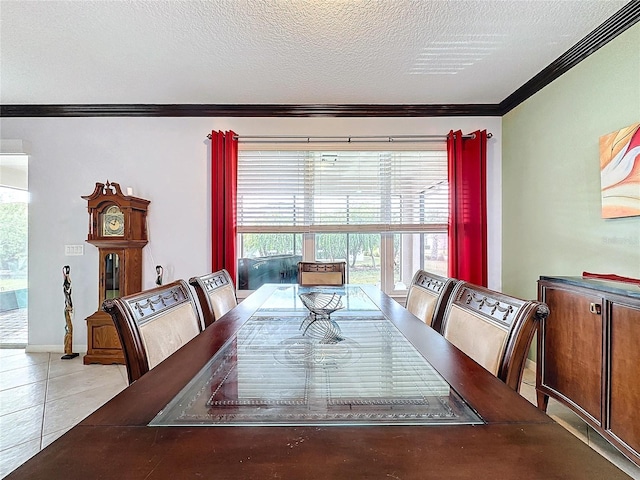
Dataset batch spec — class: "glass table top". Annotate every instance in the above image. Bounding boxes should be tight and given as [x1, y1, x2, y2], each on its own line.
[150, 285, 483, 427]
[254, 285, 381, 315]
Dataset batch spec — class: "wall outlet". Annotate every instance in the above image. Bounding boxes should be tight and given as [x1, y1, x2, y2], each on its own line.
[65, 245, 84, 256]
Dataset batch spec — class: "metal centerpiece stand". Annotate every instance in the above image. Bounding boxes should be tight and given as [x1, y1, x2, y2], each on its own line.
[298, 292, 344, 344]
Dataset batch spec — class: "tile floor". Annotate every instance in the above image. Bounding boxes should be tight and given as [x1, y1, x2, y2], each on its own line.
[0, 349, 639, 479]
[0, 309, 27, 347]
[0, 349, 127, 478]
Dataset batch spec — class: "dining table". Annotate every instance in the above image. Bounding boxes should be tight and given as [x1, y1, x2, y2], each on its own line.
[7, 284, 632, 479]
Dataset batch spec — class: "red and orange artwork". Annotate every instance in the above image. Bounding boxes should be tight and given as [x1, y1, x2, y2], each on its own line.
[599, 122, 640, 218]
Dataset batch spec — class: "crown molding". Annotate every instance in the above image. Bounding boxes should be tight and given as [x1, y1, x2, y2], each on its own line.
[499, 1, 640, 114]
[0, 103, 502, 117]
[1, 2, 637, 118]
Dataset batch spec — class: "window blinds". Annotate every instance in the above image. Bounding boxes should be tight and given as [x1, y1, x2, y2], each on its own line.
[237, 150, 448, 233]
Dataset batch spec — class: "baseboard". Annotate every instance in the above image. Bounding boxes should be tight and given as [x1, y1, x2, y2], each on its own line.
[25, 344, 87, 354]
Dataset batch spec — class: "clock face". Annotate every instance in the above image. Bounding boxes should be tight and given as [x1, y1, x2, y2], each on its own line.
[102, 205, 125, 237]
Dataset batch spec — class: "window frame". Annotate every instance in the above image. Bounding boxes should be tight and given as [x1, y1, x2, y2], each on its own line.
[236, 142, 448, 299]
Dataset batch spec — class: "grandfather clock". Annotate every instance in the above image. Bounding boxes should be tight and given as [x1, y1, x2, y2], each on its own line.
[82, 181, 150, 365]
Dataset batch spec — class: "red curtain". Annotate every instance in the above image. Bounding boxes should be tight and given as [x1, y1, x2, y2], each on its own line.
[447, 130, 488, 286]
[211, 130, 238, 281]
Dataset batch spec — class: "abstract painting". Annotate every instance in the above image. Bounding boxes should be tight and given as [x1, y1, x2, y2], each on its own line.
[600, 122, 640, 218]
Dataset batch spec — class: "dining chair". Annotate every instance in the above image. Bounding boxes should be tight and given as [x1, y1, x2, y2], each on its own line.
[440, 282, 549, 392]
[297, 261, 346, 286]
[405, 269, 458, 332]
[188, 269, 238, 328]
[103, 279, 203, 384]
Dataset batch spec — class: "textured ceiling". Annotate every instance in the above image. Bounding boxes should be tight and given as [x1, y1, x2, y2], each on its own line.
[0, 0, 630, 105]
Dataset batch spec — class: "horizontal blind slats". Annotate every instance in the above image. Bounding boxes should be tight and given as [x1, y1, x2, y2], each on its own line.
[237, 150, 448, 229]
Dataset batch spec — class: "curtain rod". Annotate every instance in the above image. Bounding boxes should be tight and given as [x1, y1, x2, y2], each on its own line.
[206, 133, 492, 143]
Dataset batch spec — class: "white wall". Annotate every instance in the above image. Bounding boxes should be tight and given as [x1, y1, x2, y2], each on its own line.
[0, 116, 501, 351]
[0, 140, 30, 189]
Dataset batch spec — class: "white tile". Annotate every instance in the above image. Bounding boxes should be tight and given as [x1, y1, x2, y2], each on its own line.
[518, 381, 537, 405]
[518, 365, 538, 404]
[41, 425, 71, 449]
[0, 349, 30, 359]
[42, 382, 125, 435]
[0, 403, 43, 452]
[45, 364, 125, 402]
[587, 427, 640, 479]
[117, 364, 129, 383]
[0, 352, 49, 373]
[49, 355, 95, 379]
[0, 380, 46, 416]
[0, 438, 41, 479]
[546, 401, 589, 444]
[47, 354, 91, 379]
[521, 365, 536, 385]
[0, 362, 48, 392]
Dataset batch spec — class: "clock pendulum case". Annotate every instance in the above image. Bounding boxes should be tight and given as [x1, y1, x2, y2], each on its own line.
[82, 181, 150, 365]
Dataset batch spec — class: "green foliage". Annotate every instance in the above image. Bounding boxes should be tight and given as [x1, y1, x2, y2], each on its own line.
[316, 233, 380, 268]
[241, 232, 382, 269]
[316, 233, 347, 261]
[0, 202, 28, 271]
[242, 233, 302, 258]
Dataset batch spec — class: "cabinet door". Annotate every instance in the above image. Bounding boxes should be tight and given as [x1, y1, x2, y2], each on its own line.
[542, 286, 603, 424]
[609, 302, 640, 455]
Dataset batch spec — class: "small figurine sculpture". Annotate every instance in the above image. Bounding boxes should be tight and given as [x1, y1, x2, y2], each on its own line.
[156, 265, 164, 286]
[61, 265, 79, 360]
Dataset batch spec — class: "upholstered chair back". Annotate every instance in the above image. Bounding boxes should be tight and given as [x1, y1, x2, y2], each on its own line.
[103, 279, 203, 384]
[440, 282, 549, 392]
[405, 270, 458, 332]
[188, 269, 238, 328]
[298, 261, 346, 286]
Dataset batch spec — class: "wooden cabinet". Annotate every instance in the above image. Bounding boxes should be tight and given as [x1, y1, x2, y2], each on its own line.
[83, 246, 144, 364]
[84, 310, 124, 364]
[537, 276, 640, 466]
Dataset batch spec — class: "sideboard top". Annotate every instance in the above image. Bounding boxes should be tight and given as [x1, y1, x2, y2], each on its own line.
[539, 276, 640, 299]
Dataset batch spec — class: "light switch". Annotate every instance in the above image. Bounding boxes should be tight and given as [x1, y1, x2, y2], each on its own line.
[64, 245, 84, 256]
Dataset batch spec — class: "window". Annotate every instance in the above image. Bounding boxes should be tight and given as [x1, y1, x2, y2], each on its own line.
[0, 185, 29, 346]
[237, 147, 448, 294]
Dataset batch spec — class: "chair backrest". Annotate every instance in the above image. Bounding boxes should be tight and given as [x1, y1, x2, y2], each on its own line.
[440, 282, 549, 392]
[405, 270, 458, 332]
[103, 279, 203, 384]
[298, 261, 346, 286]
[188, 269, 238, 328]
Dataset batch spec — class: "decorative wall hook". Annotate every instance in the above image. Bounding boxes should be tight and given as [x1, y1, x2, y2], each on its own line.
[156, 265, 164, 286]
